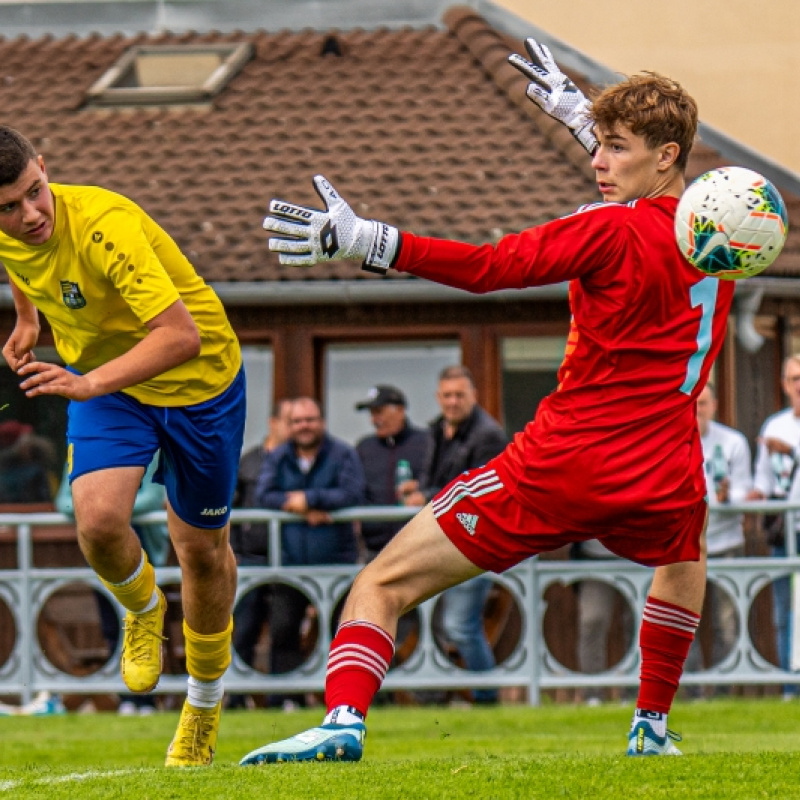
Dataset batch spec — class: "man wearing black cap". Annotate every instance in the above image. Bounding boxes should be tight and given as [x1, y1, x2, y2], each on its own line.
[354, 385, 432, 562]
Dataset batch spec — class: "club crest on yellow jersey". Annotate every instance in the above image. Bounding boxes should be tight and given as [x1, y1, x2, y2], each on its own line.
[60, 280, 86, 309]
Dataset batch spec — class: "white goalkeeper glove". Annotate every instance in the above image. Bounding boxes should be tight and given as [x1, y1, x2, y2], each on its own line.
[262, 175, 400, 274]
[508, 38, 597, 155]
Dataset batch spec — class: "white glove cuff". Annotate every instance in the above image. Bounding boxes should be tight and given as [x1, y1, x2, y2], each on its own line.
[572, 121, 598, 155]
[565, 99, 597, 155]
[362, 221, 400, 274]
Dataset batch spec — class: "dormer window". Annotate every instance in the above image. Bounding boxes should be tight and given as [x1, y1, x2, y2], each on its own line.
[86, 42, 253, 106]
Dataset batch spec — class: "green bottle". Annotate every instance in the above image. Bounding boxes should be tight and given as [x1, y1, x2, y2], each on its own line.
[395, 458, 413, 504]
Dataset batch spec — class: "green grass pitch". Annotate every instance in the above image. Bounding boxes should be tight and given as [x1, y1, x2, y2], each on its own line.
[1, 699, 800, 798]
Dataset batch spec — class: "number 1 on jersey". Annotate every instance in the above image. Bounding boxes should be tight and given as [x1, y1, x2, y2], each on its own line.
[680, 277, 719, 396]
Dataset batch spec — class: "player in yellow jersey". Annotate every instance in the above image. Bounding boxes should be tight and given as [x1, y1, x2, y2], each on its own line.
[0, 125, 245, 767]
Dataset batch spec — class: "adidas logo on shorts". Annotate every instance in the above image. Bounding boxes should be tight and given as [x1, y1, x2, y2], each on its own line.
[456, 512, 479, 536]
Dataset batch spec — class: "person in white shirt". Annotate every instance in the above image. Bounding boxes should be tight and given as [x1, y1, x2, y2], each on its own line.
[751, 354, 800, 698]
[684, 382, 752, 691]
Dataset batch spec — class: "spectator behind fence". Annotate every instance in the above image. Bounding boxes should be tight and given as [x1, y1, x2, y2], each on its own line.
[229, 398, 292, 708]
[683, 383, 751, 695]
[354, 384, 432, 562]
[751, 354, 800, 699]
[253, 397, 365, 703]
[56, 452, 169, 715]
[354, 384, 432, 685]
[0, 420, 58, 503]
[403, 365, 508, 705]
[571, 538, 632, 706]
[231, 398, 293, 565]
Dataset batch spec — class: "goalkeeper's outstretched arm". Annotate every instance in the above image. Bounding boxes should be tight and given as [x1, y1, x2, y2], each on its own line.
[262, 174, 595, 294]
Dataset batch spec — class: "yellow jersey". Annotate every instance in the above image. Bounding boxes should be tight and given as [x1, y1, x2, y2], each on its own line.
[0, 184, 241, 405]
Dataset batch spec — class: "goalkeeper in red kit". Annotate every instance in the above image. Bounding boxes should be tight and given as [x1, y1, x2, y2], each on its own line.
[240, 39, 734, 763]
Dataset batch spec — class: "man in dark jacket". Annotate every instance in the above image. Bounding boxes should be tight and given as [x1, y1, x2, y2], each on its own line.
[404, 365, 508, 704]
[404, 366, 508, 503]
[254, 397, 365, 682]
[354, 384, 432, 562]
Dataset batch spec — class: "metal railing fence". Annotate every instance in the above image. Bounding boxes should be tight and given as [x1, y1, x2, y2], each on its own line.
[1, 502, 799, 705]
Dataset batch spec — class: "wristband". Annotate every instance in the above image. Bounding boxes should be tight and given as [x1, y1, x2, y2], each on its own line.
[362, 222, 400, 274]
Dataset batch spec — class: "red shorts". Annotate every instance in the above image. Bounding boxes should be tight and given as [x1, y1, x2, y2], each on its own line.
[431, 463, 707, 573]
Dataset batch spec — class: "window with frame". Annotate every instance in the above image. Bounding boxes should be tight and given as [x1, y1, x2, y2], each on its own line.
[85, 42, 253, 106]
[240, 345, 274, 453]
[501, 336, 567, 437]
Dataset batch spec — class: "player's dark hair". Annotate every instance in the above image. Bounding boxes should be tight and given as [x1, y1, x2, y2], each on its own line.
[0, 126, 38, 186]
[591, 73, 698, 172]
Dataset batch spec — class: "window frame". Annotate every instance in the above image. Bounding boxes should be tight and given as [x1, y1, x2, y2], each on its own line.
[85, 42, 254, 106]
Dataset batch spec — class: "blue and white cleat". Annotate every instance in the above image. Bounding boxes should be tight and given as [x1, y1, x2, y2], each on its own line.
[627, 720, 682, 756]
[240, 722, 366, 765]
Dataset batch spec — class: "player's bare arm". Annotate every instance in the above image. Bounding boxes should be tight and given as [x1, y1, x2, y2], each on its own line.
[2, 280, 40, 371]
[16, 298, 201, 400]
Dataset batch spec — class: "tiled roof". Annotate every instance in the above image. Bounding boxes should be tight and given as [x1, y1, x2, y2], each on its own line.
[0, 5, 798, 286]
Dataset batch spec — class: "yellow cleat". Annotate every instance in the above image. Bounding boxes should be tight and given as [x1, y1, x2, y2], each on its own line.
[121, 587, 167, 693]
[165, 700, 220, 767]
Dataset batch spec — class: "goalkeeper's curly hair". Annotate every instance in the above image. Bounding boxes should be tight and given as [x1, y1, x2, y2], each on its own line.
[590, 73, 698, 172]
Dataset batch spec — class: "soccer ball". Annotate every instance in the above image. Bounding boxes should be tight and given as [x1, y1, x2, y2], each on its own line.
[674, 166, 789, 280]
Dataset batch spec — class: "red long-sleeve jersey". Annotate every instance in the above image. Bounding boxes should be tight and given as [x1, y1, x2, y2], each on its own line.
[394, 196, 735, 531]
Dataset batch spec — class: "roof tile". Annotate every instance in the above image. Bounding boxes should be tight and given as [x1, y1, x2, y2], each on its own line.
[0, 9, 797, 286]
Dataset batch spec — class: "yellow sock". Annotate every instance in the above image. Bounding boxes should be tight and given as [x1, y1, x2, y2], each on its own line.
[101, 551, 156, 613]
[183, 617, 233, 682]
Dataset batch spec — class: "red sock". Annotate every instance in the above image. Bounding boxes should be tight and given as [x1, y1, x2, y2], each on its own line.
[325, 620, 395, 718]
[637, 596, 700, 713]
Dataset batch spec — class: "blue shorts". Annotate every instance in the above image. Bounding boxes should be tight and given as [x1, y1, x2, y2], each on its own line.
[66, 368, 246, 529]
